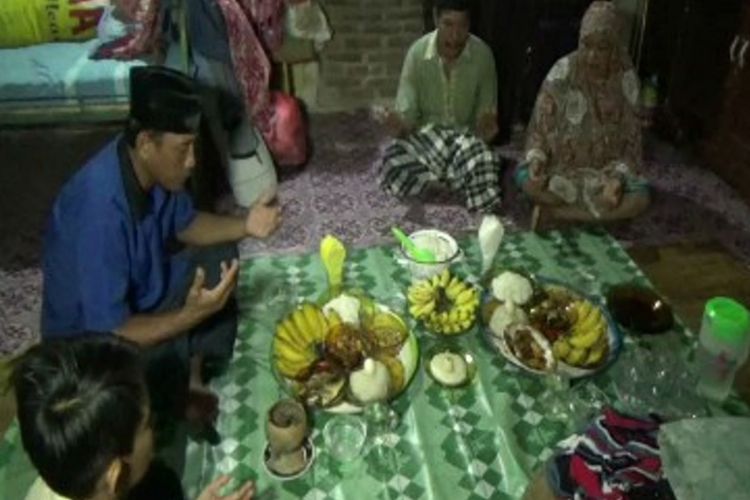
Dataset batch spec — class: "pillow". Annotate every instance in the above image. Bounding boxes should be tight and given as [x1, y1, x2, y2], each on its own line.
[0, 0, 109, 48]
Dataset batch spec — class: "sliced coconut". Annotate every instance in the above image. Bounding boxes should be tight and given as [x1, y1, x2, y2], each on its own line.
[322, 294, 361, 326]
[502, 324, 555, 372]
[488, 302, 529, 339]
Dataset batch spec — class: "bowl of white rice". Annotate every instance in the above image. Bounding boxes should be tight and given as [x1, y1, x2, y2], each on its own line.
[400, 229, 461, 281]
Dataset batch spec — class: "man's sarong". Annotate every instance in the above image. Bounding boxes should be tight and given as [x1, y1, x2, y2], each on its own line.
[380, 125, 502, 212]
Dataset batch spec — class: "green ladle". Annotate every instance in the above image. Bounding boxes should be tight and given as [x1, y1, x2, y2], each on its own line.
[391, 227, 437, 263]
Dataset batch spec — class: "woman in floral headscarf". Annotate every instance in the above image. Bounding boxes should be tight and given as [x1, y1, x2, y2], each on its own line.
[517, 1, 649, 228]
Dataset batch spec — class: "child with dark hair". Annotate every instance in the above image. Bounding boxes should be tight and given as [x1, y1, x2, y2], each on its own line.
[13, 336, 255, 500]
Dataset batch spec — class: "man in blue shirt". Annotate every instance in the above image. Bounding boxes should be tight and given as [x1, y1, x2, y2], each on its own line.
[41, 66, 281, 436]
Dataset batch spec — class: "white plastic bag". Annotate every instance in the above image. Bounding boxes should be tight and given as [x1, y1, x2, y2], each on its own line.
[228, 126, 278, 208]
[285, 0, 331, 48]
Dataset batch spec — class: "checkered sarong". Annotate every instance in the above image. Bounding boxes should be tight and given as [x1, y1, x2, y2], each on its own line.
[380, 125, 502, 212]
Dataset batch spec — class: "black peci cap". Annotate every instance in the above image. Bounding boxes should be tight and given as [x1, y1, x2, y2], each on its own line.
[129, 66, 202, 134]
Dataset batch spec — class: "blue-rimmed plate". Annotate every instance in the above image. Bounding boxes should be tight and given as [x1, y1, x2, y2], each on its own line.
[482, 277, 623, 379]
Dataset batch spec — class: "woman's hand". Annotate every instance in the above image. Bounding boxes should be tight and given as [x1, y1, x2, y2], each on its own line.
[477, 111, 499, 143]
[527, 160, 548, 190]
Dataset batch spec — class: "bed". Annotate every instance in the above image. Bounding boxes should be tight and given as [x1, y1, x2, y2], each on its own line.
[0, 0, 188, 126]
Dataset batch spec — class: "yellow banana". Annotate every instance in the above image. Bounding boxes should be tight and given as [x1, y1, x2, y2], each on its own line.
[445, 281, 465, 300]
[584, 341, 608, 366]
[565, 347, 588, 366]
[277, 357, 308, 378]
[290, 308, 313, 343]
[410, 299, 436, 319]
[302, 303, 328, 342]
[553, 339, 572, 359]
[439, 269, 451, 288]
[409, 279, 433, 292]
[423, 300, 438, 317]
[276, 320, 308, 352]
[573, 304, 602, 337]
[408, 286, 435, 304]
[454, 287, 476, 305]
[575, 301, 593, 323]
[447, 308, 459, 324]
[569, 322, 605, 349]
[274, 342, 311, 365]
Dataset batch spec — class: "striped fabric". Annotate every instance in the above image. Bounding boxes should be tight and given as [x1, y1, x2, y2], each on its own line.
[548, 408, 674, 500]
[379, 125, 502, 213]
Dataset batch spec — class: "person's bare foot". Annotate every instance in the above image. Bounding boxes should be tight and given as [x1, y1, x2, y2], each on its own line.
[600, 178, 624, 210]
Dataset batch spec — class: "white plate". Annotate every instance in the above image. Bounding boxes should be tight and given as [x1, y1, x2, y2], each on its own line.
[483, 281, 623, 379]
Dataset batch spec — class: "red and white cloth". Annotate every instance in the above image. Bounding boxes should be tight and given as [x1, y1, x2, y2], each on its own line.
[92, 0, 162, 60]
[547, 408, 672, 500]
[216, 0, 308, 166]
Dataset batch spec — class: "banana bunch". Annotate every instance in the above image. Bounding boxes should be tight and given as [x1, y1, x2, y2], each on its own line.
[407, 269, 479, 335]
[552, 300, 608, 367]
[274, 303, 329, 378]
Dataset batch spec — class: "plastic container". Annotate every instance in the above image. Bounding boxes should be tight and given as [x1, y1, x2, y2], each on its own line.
[695, 297, 750, 401]
[399, 229, 461, 282]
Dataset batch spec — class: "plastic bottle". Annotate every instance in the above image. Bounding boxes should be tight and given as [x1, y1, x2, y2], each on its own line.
[695, 297, 750, 401]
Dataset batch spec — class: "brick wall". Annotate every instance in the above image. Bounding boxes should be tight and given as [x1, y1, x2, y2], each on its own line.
[317, 0, 425, 111]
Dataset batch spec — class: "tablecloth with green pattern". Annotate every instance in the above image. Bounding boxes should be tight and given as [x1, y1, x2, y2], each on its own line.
[181, 228, 677, 500]
[0, 228, 738, 500]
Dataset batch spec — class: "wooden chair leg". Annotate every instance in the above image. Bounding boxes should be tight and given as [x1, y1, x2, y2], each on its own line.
[282, 63, 294, 95]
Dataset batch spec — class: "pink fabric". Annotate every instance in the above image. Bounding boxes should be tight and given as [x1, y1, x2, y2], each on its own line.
[266, 91, 308, 166]
[217, 0, 308, 166]
[245, 0, 285, 52]
[215, 0, 274, 135]
[93, 0, 162, 60]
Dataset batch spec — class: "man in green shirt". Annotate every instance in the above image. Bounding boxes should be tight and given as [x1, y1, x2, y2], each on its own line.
[379, 0, 502, 213]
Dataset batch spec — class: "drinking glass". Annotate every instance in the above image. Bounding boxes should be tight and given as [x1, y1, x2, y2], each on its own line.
[538, 373, 574, 422]
[323, 415, 367, 462]
[613, 342, 708, 419]
[363, 401, 399, 442]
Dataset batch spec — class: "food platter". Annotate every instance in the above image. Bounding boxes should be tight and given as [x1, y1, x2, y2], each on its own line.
[482, 272, 622, 378]
[272, 294, 419, 413]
